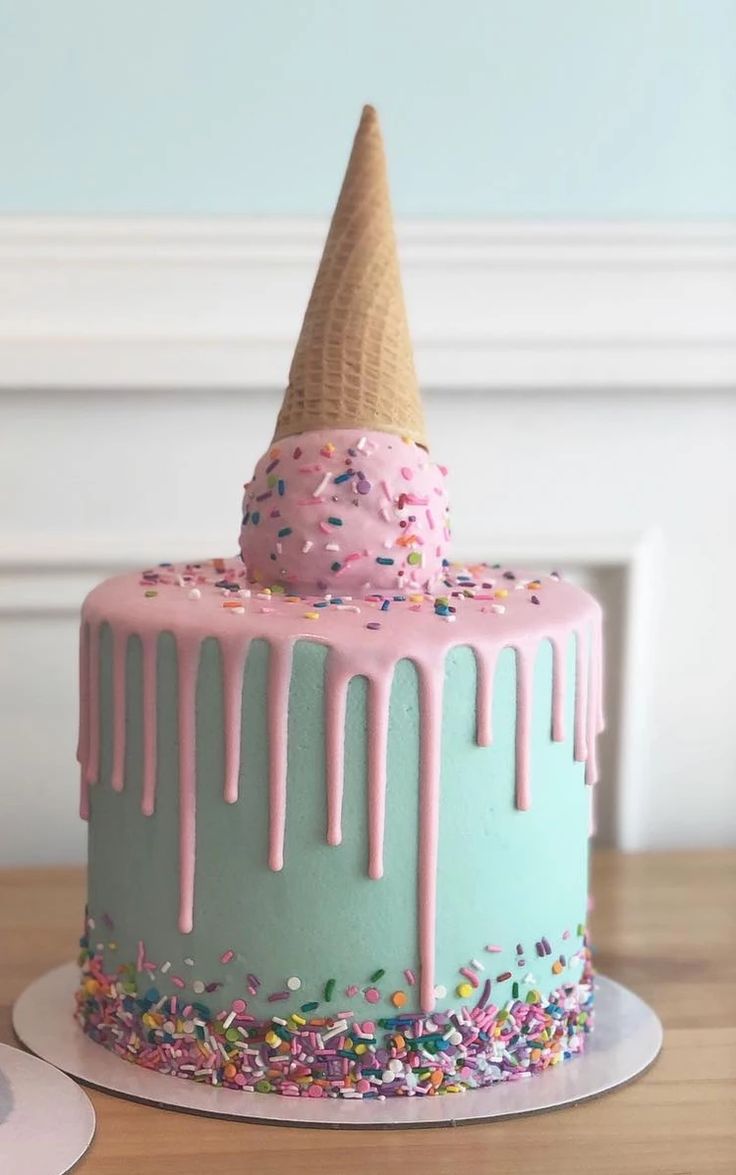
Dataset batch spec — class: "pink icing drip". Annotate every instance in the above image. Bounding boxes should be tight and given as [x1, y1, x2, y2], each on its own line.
[77, 622, 89, 764]
[367, 675, 391, 880]
[222, 642, 249, 804]
[573, 628, 589, 763]
[267, 641, 293, 872]
[325, 654, 350, 846]
[585, 617, 603, 786]
[596, 616, 605, 732]
[110, 629, 127, 792]
[417, 663, 444, 1011]
[587, 606, 604, 826]
[141, 635, 158, 817]
[550, 638, 566, 742]
[84, 623, 101, 787]
[474, 648, 497, 747]
[176, 635, 200, 934]
[514, 647, 533, 811]
[78, 622, 90, 819]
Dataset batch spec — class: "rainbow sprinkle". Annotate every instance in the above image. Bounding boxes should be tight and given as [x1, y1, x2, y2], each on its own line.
[76, 947, 594, 1099]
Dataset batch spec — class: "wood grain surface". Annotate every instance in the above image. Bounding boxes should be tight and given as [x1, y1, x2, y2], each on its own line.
[1, 850, 734, 1174]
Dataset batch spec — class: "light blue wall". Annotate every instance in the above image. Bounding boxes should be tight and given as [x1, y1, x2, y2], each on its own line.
[2, 0, 734, 217]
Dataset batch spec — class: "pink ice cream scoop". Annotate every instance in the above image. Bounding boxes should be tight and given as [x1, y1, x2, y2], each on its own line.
[239, 428, 450, 596]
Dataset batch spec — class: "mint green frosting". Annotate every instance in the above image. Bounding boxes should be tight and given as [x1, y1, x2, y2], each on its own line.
[88, 630, 589, 1017]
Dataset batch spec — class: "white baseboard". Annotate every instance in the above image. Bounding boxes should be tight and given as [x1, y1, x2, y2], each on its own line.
[1, 218, 734, 390]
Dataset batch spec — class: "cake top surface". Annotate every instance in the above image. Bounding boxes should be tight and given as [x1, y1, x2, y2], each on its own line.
[83, 554, 599, 657]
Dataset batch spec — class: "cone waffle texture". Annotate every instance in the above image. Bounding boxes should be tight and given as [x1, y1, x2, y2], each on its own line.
[273, 106, 427, 447]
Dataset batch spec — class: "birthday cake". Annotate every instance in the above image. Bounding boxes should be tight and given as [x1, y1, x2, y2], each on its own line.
[75, 107, 602, 1099]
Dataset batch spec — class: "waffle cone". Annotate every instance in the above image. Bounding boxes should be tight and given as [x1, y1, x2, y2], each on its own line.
[273, 105, 427, 448]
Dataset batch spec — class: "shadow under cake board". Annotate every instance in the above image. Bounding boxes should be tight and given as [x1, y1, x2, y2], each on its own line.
[13, 964, 662, 1130]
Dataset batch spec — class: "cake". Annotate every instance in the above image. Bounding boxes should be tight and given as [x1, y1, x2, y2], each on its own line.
[75, 106, 602, 1099]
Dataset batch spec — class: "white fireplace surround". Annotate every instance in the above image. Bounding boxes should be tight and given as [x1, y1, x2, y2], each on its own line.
[1, 218, 735, 866]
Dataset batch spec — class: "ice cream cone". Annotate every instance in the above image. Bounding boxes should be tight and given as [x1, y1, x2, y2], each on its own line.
[273, 105, 427, 448]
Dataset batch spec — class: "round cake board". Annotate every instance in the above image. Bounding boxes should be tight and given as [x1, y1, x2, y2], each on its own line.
[13, 964, 661, 1129]
[0, 1040, 95, 1172]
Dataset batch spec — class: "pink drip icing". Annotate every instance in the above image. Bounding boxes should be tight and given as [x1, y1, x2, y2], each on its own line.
[325, 654, 350, 846]
[587, 612, 604, 829]
[141, 635, 158, 817]
[550, 638, 566, 742]
[78, 622, 90, 819]
[474, 648, 497, 747]
[110, 629, 127, 792]
[267, 641, 293, 872]
[367, 675, 391, 880]
[78, 562, 603, 1014]
[585, 618, 603, 786]
[84, 623, 101, 788]
[77, 622, 89, 764]
[222, 642, 249, 804]
[176, 635, 200, 934]
[573, 628, 589, 763]
[417, 663, 444, 1011]
[514, 647, 534, 811]
[596, 614, 605, 732]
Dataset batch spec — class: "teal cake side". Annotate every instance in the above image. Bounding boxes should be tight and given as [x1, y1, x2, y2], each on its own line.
[85, 635, 590, 1018]
[76, 560, 600, 1096]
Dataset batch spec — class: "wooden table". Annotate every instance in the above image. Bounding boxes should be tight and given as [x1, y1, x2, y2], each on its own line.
[2, 851, 735, 1174]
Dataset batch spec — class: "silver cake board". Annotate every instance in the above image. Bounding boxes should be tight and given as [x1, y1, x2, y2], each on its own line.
[13, 963, 662, 1129]
[0, 1040, 95, 1173]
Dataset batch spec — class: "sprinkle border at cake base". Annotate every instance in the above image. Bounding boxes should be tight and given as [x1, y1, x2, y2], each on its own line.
[75, 948, 594, 1099]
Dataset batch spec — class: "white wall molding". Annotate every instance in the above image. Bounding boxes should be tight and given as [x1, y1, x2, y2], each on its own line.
[1, 217, 735, 390]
